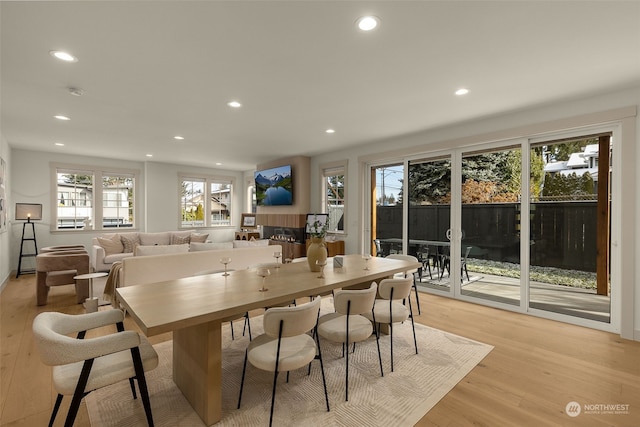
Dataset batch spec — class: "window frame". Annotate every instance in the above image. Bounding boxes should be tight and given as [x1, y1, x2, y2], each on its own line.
[320, 159, 347, 235]
[178, 173, 235, 229]
[51, 163, 139, 232]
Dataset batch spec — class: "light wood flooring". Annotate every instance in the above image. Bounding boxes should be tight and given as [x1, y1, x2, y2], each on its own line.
[2, 274, 639, 426]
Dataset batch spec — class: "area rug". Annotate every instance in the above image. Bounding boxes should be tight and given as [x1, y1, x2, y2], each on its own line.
[86, 300, 492, 426]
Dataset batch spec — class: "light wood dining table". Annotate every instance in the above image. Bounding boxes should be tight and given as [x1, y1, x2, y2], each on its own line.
[116, 253, 420, 426]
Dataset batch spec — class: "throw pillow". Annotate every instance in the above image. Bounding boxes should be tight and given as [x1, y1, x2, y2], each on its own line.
[97, 235, 124, 255]
[139, 232, 171, 246]
[190, 233, 209, 243]
[171, 234, 191, 245]
[120, 234, 140, 253]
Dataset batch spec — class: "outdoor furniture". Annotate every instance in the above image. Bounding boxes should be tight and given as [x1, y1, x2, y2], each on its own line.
[439, 246, 472, 282]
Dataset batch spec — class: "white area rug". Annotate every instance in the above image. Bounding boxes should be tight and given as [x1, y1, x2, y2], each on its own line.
[86, 300, 492, 426]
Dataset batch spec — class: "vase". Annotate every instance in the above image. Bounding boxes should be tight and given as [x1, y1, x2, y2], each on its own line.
[307, 237, 328, 272]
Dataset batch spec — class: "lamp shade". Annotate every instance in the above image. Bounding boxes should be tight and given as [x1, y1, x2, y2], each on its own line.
[15, 203, 42, 221]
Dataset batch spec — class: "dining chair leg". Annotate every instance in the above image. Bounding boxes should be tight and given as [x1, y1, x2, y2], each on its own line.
[237, 349, 249, 409]
[131, 346, 154, 427]
[408, 301, 418, 355]
[64, 359, 94, 427]
[412, 274, 421, 315]
[345, 316, 350, 401]
[244, 312, 252, 340]
[313, 325, 330, 412]
[372, 311, 384, 378]
[48, 394, 63, 427]
[128, 377, 138, 399]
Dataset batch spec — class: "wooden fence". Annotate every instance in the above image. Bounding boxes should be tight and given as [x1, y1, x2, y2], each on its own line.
[376, 201, 598, 272]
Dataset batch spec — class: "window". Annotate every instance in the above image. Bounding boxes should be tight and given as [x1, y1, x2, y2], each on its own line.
[102, 174, 135, 228]
[321, 160, 347, 233]
[53, 164, 137, 230]
[180, 174, 233, 228]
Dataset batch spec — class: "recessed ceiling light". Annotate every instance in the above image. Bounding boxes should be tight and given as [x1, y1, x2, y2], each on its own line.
[356, 16, 380, 31]
[174, 136, 185, 140]
[146, 154, 153, 157]
[54, 115, 70, 121]
[49, 50, 78, 62]
[215, 162, 222, 166]
[325, 129, 335, 134]
[54, 142, 65, 147]
[68, 87, 85, 97]
[455, 88, 469, 96]
[227, 101, 242, 108]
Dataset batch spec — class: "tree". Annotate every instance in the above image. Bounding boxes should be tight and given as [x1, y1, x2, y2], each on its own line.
[541, 172, 595, 200]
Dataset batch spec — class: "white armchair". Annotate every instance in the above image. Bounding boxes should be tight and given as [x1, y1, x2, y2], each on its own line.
[32, 309, 159, 427]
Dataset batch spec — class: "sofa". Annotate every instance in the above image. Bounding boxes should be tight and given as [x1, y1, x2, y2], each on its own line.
[118, 243, 283, 289]
[91, 230, 210, 272]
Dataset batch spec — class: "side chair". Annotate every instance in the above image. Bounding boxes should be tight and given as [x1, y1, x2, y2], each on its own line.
[32, 309, 158, 427]
[317, 282, 383, 401]
[363, 277, 418, 372]
[237, 296, 330, 427]
[385, 254, 422, 315]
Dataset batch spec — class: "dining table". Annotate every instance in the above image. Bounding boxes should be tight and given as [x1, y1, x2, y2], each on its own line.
[116, 253, 421, 426]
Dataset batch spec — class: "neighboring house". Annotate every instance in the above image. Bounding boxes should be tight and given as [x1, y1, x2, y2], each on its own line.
[544, 144, 600, 180]
[57, 182, 130, 229]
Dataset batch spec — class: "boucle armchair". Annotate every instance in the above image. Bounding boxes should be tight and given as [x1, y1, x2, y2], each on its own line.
[36, 250, 90, 306]
[32, 309, 158, 427]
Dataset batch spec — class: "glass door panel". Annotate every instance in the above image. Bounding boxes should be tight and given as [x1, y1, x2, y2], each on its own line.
[371, 164, 404, 257]
[407, 157, 451, 292]
[529, 135, 611, 323]
[459, 147, 521, 306]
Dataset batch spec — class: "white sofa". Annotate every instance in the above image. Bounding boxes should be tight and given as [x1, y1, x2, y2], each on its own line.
[120, 243, 283, 288]
[91, 230, 209, 272]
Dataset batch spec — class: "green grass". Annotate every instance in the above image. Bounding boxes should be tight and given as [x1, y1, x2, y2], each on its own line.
[466, 258, 597, 289]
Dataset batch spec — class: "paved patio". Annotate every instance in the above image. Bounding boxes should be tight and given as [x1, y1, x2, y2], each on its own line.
[417, 270, 611, 323]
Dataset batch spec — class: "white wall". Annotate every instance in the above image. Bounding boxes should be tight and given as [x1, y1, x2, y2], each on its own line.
[7, 150, 248, 272]
[143, 161, 244, 242]
[0, 134, 11, 289]
[310, 85, 640, 340]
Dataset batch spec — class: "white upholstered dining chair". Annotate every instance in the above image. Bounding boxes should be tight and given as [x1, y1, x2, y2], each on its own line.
[363, 277, 418, 372]
[385, 254, 422, 315]
[32, 309, 158, 427]
[317, 282, 383, 401]
[237, 296, 329, 427]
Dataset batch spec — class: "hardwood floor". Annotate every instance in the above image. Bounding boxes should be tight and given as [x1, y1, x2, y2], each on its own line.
[2, 273, 639, 426]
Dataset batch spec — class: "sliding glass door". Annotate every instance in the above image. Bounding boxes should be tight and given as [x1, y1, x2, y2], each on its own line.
[407, 156, 452, 293]
[457, 146, 522, 306]
[366, 130, 614, 330]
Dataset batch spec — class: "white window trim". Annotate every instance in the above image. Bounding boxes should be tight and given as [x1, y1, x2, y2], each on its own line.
[50, 162, 139, 232]
[178, 173, 236, 229]
[320, 159, 347, 235]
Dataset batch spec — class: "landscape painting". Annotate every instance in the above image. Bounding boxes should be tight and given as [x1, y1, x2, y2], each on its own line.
[254, 165, 293, 206]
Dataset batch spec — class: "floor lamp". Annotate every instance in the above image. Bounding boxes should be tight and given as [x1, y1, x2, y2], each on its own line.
[16, 203, 42, 278]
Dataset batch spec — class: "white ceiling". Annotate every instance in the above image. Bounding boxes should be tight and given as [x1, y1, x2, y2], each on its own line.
[2, 1, 639, 171]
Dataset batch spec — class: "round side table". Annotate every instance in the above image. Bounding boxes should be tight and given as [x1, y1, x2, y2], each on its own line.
[74, 272, 108, 313]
